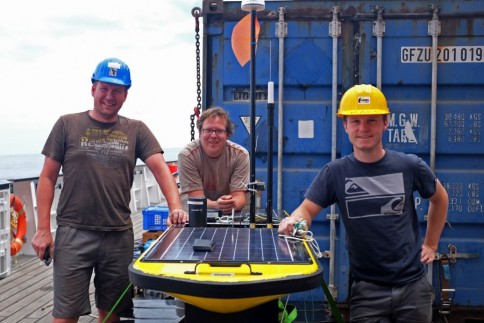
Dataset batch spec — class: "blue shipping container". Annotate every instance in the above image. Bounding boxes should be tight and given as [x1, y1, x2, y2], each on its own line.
[198, 0, 484, 319]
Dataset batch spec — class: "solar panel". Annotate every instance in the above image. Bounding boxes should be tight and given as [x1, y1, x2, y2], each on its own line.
[130, 225, 323, 314]
[140, 226, 313, 265]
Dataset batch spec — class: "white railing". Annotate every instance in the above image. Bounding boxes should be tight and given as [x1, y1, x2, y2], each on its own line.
[10, 164, 172, 257]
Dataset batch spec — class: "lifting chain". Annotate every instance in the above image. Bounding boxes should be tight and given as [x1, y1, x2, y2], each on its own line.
[191, 7, 202, 141]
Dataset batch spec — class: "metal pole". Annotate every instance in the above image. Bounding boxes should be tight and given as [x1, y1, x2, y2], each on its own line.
[429, 5, 440, 171]
[373, 5, 385, 90]
[328, 5, 341, 300]
[276, 7, 286, 213]
[266, 82, 274, 227]
[427, 3, 441, 285]
[249, 9, 257, 227]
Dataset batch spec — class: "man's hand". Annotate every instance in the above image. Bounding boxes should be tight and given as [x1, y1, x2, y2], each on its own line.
[31, 229, 54, 262]
[277, 216, 300, 236]
[167, 208, 187, 226]
[216, 195, 237, 214]
[421, 244, 437, 264]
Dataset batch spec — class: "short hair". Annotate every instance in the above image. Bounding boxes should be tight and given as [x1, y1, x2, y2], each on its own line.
[197, 107, 235, 138]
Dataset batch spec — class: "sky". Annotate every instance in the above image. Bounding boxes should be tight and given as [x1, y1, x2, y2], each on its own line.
[0, 0, 202, 155]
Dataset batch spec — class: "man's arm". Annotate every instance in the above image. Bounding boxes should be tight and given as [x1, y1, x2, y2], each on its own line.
[278, 199, 323, 235]
[421, 179, 449, 263]
[187, 189, 246, 213]
[31, 156, 61, 260]
[144, 153, 187, 225]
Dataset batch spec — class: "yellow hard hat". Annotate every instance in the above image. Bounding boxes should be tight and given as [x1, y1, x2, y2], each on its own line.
[337, 84, 390, 118]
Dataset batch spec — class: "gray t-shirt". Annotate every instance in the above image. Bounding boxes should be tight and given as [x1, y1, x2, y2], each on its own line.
[177, 139, 250, 211]
[42, 111, 162, 231]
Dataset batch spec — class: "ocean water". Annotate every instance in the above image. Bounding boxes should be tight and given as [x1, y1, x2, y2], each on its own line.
[0, 147, 181, 181]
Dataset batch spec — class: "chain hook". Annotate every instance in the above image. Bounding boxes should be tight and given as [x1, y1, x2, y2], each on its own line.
[190, 7, 202, 141]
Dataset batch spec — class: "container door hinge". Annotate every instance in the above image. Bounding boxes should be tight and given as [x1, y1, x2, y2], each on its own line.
[428, 5, 441, 37]
[329, 6, 341, 38]
[436, 244, 480, 315]
[372, 5, 385, 37]
[275, 7, 287, 38]
[435, 244, 480, 263]
[322, 251, 331, 259]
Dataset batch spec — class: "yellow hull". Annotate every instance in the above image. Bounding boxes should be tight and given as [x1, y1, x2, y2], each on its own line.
[129, 226, 323, 314]
[168, 293, 284, 313]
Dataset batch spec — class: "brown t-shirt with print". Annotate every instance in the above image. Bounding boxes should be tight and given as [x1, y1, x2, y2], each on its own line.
[42, 111, 162, 231]
[177, 139, 250, 211]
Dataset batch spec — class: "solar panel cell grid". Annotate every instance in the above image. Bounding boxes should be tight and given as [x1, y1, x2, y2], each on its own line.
[141, 227, 312, 264]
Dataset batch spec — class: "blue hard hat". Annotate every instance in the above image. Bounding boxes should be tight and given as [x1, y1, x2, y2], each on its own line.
[91, 57, 131, 89]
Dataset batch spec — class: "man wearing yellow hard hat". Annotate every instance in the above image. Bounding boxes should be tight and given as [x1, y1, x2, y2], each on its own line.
[279, 84, 449, 322]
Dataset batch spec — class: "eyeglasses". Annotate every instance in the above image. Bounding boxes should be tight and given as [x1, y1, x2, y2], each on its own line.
[201, 128, 227, 136]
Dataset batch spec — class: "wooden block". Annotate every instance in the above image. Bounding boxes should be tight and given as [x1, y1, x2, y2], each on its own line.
[142, 230, 163, 243]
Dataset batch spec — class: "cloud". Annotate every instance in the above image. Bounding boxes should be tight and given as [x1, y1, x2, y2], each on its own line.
[0, 0, 202, 155]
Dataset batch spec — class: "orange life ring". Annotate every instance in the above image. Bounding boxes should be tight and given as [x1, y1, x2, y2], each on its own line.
[10, 194, 27, 256]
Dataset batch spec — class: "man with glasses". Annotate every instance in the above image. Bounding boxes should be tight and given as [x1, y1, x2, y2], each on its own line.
[178, 107, 250, 214]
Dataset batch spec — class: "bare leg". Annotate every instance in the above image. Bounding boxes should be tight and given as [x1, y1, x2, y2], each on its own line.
[97, 308, 119, 323]
[52, 317, 78, 323]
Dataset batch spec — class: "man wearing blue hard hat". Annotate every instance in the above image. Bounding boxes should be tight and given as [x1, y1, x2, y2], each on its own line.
[32, 58, 187, 322]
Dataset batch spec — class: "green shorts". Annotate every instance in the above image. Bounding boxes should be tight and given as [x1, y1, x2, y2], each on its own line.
[52, 225, 134, 319]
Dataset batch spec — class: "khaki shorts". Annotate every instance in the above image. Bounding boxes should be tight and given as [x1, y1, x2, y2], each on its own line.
[52, 225, 134, 319]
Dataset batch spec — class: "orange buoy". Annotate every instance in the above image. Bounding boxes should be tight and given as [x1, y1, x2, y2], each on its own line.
[10, 194, 27, 256]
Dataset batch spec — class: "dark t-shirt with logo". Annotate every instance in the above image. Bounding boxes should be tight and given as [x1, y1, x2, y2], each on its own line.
[305, 149, 437, 285]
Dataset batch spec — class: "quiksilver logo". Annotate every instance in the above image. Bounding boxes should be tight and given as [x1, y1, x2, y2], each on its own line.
[358, 97, 370, 104]
[345, 179, 366, 195]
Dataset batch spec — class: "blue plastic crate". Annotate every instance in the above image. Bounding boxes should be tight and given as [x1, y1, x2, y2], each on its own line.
[142, 206, 169, 231]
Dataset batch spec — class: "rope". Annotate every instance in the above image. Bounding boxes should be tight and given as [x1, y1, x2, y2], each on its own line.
[102, 283, 132, 323]
[278, 219, 323, 258]
[320, 279, 345, 323]
[10, 197, 25, 230]
[279, 219, 344, 322]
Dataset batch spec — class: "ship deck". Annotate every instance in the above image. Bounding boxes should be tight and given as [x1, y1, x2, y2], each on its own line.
[0, 211, 149, 322]
[0, 209, 334, 323]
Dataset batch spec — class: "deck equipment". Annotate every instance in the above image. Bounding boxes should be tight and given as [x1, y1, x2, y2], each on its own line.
[129, 225, 323, 318]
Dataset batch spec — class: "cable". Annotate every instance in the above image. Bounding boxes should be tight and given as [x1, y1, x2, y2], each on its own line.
[102, 283, 132, 323]
[279, 219, 323, 258]
[280, 234, 323, 259]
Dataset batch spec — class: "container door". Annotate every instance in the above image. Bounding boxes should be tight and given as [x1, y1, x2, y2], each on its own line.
[201, 0, 484, 311]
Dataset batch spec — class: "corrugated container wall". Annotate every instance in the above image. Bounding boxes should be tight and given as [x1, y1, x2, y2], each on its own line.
[199, 0, 484, 316]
